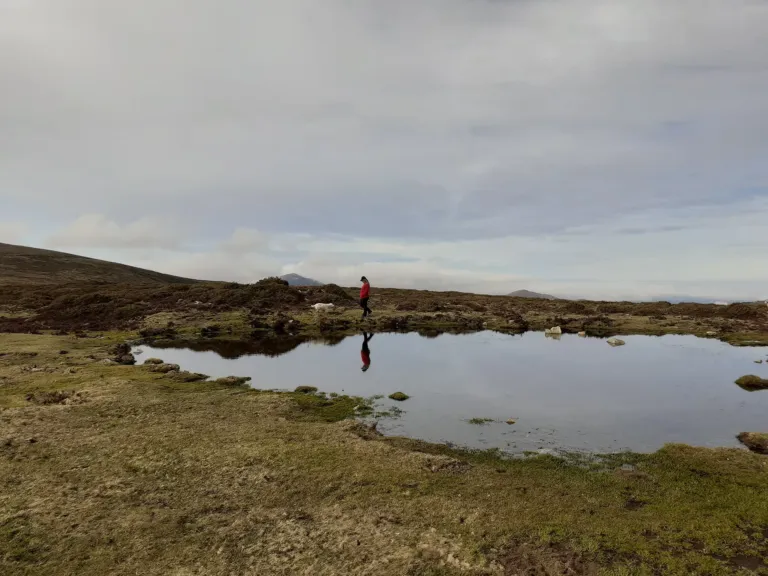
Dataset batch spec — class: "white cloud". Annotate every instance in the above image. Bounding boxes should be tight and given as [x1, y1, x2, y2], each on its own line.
[0, 222, 27, 244]
[46, 214, 183, 249]
[3, 1, 768, 300]
[218, 227, 269, 254]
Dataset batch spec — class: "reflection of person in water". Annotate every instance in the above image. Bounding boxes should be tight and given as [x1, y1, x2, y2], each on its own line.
[361, 332, 373, 372]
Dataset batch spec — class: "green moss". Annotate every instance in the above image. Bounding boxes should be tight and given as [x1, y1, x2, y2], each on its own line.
[467, 417, 494, 425]
[287, 392, 373, 422]
[388, 392, 410, 401]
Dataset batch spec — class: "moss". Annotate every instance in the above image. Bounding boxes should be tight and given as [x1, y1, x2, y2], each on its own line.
[467, 417, 494, 425]
[388, 392, 410, 401]
[734, 375, 768, 391]
[287, 392, 372, 422]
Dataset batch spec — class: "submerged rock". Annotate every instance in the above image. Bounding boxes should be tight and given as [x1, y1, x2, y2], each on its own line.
[389, 392, 410, 401]
[755, 360, 763, 364]
[737, 432, 768, 454]
[606, 338, 626, 347]
[734, 375, 768, 391]
[577, 331, 586, 338]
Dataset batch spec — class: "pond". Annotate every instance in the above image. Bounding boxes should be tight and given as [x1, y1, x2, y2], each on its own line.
[135, 331, 768, 455]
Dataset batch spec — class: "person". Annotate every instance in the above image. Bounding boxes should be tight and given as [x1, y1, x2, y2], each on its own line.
[361, 332, 373, 372]
[359, 276, 372, 318]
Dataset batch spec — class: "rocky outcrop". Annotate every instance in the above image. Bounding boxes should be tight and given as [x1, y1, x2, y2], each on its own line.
[737, 432, 768, 454]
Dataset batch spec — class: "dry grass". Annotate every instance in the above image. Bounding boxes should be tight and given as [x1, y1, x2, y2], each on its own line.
[2, 334, 768, 575]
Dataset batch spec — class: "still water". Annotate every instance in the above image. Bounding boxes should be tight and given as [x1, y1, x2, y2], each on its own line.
[136, 332, 768, 454]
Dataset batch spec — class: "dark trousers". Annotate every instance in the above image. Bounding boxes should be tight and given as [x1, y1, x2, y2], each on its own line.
[360, 297, 371, 317]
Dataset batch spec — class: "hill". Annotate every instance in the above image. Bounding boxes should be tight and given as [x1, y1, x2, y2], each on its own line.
[507, 289, 558, 300]
[0, 242, 198, 285]
[280, 273, 323, 286]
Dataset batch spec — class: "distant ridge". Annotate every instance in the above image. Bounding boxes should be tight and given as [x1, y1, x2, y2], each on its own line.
[280, 273, 324, 287]
[507, 289, 558, 300]
[0, 242, 198, 285]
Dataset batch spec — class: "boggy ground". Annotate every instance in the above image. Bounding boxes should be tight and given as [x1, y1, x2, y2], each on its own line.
[2, 278, 768, 346]
[2, 333, 768, 575]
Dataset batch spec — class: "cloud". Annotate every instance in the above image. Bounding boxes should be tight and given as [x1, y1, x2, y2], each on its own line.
[46, 214, 184, 249]
[218, 227, 270, 254]
[0, 222, 27, 244]
[3, 1, 768, 299]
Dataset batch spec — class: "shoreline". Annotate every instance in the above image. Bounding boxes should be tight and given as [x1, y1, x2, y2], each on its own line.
[2, 291, 768, 573]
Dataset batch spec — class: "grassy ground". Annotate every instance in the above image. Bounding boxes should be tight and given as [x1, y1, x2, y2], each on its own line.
[2, 333, 768, 575]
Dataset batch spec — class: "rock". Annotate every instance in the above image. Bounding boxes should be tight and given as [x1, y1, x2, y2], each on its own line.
[755, 360, 763, 364]
[544, 326, 562, 335]
[607, 338, 626, 347]
[295, 386, 318, 394]
[147, 363, 180, 374]
[706, 331, 717, 336]
[101, 359, 117, 365]
[214, 376, 251, 386]
[737, 432, 768, 454]
[734, 375, 768, 391]
[115, 354, 136, 365]
[201, 325, 221, 338]
[577, 332, 586, 337]
[172, 371, 209, 382]
[389, 392, 410, 401]
[506, 419, 516, 425]
[311, 303, 335, 311]
[143, 358, 164, 365]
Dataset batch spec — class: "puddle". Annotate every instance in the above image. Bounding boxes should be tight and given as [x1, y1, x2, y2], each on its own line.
[135, 332, 768, 454]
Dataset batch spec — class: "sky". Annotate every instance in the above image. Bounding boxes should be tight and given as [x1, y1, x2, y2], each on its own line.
[2, 0, 768, 301]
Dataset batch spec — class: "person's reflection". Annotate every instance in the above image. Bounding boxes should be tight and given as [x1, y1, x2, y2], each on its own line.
[361, 332, 373, 372]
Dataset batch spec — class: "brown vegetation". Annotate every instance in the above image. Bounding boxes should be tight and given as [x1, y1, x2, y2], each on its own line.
[1, 281, 766, 341]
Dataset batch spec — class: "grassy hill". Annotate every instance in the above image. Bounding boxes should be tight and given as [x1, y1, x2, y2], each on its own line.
[0, 243, 197, 285]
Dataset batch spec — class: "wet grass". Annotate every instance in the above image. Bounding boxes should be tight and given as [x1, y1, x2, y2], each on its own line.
[2, 333, 768, 575]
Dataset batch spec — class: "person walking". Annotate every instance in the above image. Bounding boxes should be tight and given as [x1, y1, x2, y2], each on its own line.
[359, 276, 372, 319]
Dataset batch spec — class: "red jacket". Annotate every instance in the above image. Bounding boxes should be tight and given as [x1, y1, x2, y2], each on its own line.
[360, 282, 370, 299]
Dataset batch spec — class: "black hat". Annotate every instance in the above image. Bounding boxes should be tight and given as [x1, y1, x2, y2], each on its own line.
[360, 276, 367, 282]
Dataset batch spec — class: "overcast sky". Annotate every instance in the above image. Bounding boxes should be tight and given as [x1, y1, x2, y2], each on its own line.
[2, 0, 767, 300]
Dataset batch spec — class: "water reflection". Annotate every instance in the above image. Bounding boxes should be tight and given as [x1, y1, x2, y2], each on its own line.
[361, 332, 373, 372]
[136, 331, 768, 454]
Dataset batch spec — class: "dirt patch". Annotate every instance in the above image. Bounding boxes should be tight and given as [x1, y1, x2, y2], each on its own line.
[498, 541, 599, 575]
[25, 390, 84, 405]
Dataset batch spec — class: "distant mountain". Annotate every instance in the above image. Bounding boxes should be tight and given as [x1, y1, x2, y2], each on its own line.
[0, 242, 198, 285]
[280, 273, 323, 287]
[507, 289, 558, 300]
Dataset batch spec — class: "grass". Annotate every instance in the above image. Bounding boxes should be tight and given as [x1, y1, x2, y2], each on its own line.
[2, 334, 768, 575]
